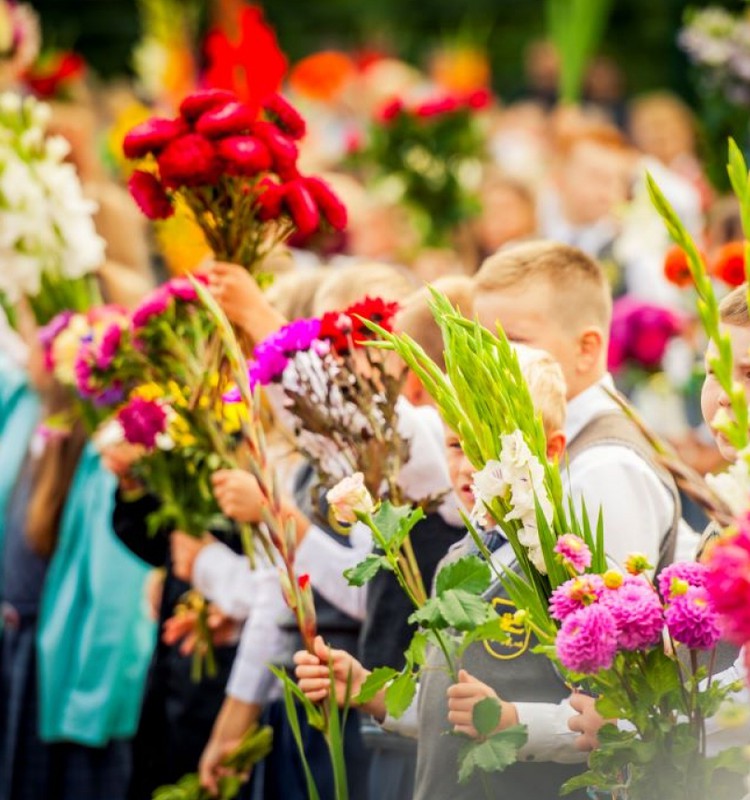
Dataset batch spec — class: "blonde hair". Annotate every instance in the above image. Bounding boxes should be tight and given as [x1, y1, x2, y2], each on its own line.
[719, 284, 750, 328]
[474, 240, 612, 332]
[515, 344, 567, 433]
[266, 270, 330, 320]
[396, 276, 475, 370]
[312, 262, 418, 315]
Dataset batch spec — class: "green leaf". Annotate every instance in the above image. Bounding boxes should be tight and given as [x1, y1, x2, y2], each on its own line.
[354, 666, 398, 705]
[472, 697, 501, 738]
[404, 630, 428, 668]
[435, 555, 492, 596]
[369, 502, 424, 548]
[457, 725, 528, 783]
[344, 554, 390, 586]
[408, 597, 447, 628]
[438, 589, 495, 631]
[384, 670, 417, 718]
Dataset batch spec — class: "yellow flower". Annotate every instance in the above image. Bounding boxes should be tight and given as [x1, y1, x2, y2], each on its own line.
[131, 383, 165, 402]
[153, 201, 211, 276]
[221, 399, 249, 434]
[51, 314, 89, 385]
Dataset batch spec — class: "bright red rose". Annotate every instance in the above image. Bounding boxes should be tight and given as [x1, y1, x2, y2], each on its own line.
[179, 89, 238, 121]
[157, 134, 220, 188]
[251, 121, 299, 168]
[123, 117, 186, 159]
[127, 170, 174, 220]
[414, 95, 460, 118]
[377, 98, 403, 123]
[256, 180, 285, 221]
[712, 242, 746, 287]
[217, 136, 272, 176]
[263, 93, 306, 140]
[196, 101, 255, 138]
[284, 181, 320, 237]
[304, 177, 347, 231]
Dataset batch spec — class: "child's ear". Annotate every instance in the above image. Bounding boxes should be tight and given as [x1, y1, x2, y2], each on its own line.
[577, 327, 604, 373]
[402, 369, 431, 406]
[545, 430, 567, 462]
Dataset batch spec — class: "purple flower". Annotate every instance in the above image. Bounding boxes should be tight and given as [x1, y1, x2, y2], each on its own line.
[74, 353, 95, 397]
[600, 578, 665, 650]
[249, 340, 290, 386]
[556, 604, 619, 674]
[274, 318, 322, 355]
[166, 277, 198, 302]
[665, 586, 721, 650]
[38, 310, 75, 369]
[554, 534, 592, 574]
[93, 383, 125, 407]
[95, 324, 122, 370]
[658, 562, 707, 601]
[132, 289, 172, 329]
[117, 397, 168, 449]
[607, 296, 683, 372]
[549, 575, 604, 621]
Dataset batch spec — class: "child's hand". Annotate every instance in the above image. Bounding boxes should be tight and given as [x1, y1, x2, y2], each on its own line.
[447, 669, 519, 738]
[293, 635, 373, 711]
[567, 692, 608, 751]
[162, 605, 238, 654]
[100, 441, 144, 491]
[212, 469, 265, 523]
[170, 530, 215, 582]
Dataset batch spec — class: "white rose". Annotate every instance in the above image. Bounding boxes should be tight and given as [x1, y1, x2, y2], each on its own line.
[326, 472, 375, 524]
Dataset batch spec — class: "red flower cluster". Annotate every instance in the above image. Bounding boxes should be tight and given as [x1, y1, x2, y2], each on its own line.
[319, 296, 400, 354]
[711, 241, 746, 287]
[123, 88, 347, 242]
[23, 51, 85, 99]
[377, 88, 492, 124]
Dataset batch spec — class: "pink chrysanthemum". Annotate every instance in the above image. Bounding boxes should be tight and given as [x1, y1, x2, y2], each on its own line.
[95, 324, 122, 370]
[600, 577, 665, 650]
[665, 586, 721, 650]
[556, 604, 619, 674]
[132, 289, 172, 329]
[704, 528, 750, 645]
[549, 575, 604, 622]
[554, 534, 592, 574]
[117, 397, 167, 449]
[658, 561, 707, 601]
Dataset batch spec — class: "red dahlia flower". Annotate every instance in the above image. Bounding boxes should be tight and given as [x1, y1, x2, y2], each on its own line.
[263, 93, 306, 140]
[123, 117, 187, 159]
[304, 177, 348, 231]
[251, 121, 299, 168]
[128, 170, 174, 220]
[196, 101, 256, 138]
[256, 180, 285, 221]
[217, 136, 272, 176]
[157, 134, 220, 188]
[284, 181, 320, 237]
[179, 89, 237, 121]
[347, 296, 400, 344]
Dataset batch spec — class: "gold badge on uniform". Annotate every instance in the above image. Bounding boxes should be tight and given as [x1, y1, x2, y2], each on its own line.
[483, 597, 531, 660]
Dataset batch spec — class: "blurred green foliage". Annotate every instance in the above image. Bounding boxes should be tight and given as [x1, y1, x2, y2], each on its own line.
[28, 0, 747, 98]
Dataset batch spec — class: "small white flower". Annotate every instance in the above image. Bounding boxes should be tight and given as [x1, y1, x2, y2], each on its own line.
[471, 459, 509, 506]
[706, 454, 750, 516]
[326, 472, 375, 524]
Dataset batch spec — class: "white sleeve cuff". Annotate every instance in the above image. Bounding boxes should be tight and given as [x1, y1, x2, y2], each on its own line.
[380, 685, 420, 739]
[515, 699, 587, 764]
[193, 542, 255, 620]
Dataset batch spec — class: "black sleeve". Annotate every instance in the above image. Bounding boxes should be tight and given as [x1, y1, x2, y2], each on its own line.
[112, 489, 169, 568]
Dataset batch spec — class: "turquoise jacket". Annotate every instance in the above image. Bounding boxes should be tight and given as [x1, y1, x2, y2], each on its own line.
[0, 357, 156, 745]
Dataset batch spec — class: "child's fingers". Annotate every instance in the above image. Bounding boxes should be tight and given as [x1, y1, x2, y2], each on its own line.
[294, 664, 329, 680]
[447, 709, 473, 726]
[293, 650, 321, 666]
[452, 724, 479, 738]
[447, 683, 485, 698]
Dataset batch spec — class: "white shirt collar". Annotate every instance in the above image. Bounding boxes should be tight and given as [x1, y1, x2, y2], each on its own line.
[565, 374, 620, 443]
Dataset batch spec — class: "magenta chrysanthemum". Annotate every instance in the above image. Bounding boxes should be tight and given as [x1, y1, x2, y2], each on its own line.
[38, 310, 74, 369]
[556, 604, 619, 674]
[247, 318, 323, 388]
[95, 324, 122, 370]
[549, 575, 604, 622]
[658, 561, 707, 601]
[117, 397, 168, 449]
[704, 527, 750, 645]
[600, 578, 665, 650]
[665, 586, 721, 650]
[132, 289, 172, 329]
[554, 534, 592, 574]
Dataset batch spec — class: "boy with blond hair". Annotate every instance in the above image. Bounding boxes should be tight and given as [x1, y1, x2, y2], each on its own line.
[295, 348, 590, 800]
[474, 240, 683, 571]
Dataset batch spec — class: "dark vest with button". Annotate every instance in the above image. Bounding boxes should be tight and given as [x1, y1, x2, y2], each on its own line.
[414, 549, 586, 800]
[276, 463, 361, 666]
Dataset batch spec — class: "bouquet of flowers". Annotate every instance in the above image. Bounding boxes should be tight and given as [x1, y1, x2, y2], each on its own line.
[352, 89, 489, 248]
[123, 87, 347, 282]
[678, 7, 750, 191]
[0, 92, 105, 323]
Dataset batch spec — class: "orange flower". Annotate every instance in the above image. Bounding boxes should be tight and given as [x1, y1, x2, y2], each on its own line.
[712, 241, 747, 287]
[663, 245, 694, 287]
[289, 51, 355, 102]
[430, 45, 490, 94]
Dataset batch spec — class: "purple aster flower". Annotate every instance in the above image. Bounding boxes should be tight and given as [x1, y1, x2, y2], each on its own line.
[556, 604, 619, 674]
[549, 575, 604, 621]
[95, 324, 122, 370]
[273, 318, 322, 355]
[665, 586, 721, 650]
[93, 383, 125, 407]
[658, 562, 707, 601]
[250, 340, 290, 385]
[600, 578, 665, 650]
[132, 289, 172, 329]
[554, 534, 592, 574]
[117, 397, 168, 449]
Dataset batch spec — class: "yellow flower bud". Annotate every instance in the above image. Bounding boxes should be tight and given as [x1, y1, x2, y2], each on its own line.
[603, 570, 624, 589]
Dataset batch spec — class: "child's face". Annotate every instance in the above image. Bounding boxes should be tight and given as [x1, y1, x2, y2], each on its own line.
[474, 284, 582, 400]
[557, 140, 628, 227]
[475, 186, 536, 253]
[701, 323, 750, 461]
[444, 428, 476, 513]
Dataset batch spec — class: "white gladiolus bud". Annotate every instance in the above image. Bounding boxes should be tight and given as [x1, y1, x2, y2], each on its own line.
[326, 472, 375, 524]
